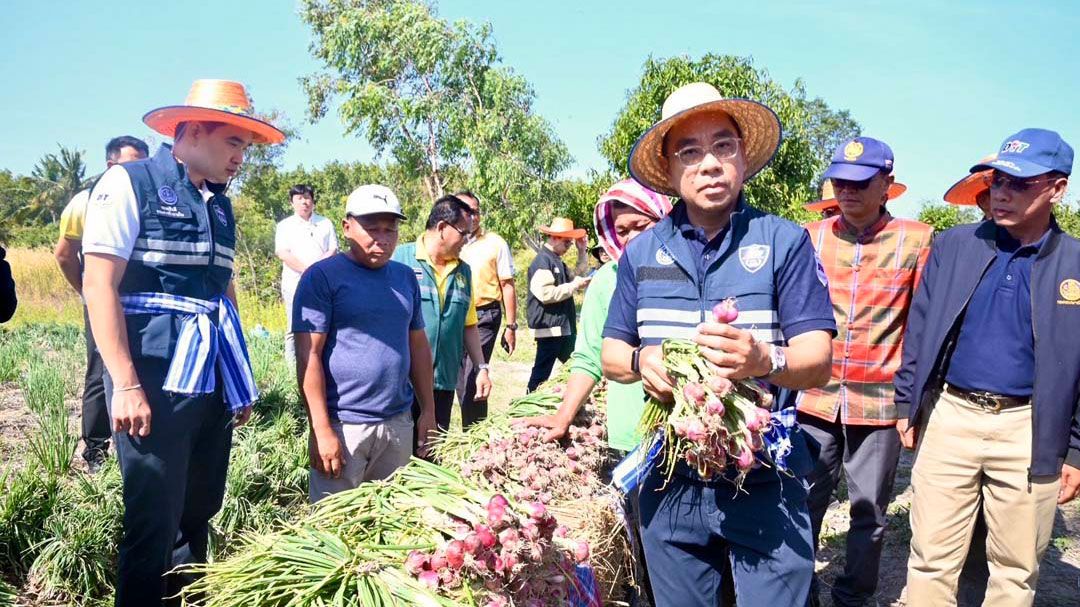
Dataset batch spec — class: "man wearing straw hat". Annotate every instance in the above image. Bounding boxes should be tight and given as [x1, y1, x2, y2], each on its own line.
[944, 154, 997, 220]
[797, 137, 932, 607]
[525, 217, 591, 392]
[81, 79, 284, 606]
[601, 82, 835, 605]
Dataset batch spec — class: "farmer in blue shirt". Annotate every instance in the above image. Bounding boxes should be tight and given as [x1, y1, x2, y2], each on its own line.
[601, 82, 836, 606]
[898, 129, 1080, 606]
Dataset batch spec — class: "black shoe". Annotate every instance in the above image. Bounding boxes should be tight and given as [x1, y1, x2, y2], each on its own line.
[84, 450, 108, 474]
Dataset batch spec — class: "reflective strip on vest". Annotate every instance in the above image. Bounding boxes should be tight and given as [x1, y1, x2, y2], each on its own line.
[135, 238, 211, 253]
[130, 250, 210, 266]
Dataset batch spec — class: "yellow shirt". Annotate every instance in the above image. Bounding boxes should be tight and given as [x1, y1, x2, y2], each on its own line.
[415, 234, 478, 326]
[58, 189, 91, 240]
[460, 230, 515, 307]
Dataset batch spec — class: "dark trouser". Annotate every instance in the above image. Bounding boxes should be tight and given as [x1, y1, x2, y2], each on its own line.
[105, 360, 233, 607]
[455, 303, 501, 428]
[81, 305, 110, 462]
[527, 334, 574, 392]
[636, 467, 815, 607]
[957, 509, 990, 606]
[412, 390, 457, 449]
[798, 412, 901, 607]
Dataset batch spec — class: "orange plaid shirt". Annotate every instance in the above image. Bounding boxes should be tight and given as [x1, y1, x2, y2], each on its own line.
[798, 212, 933, 426]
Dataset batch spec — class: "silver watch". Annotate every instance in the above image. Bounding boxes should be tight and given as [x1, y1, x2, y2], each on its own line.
[477, 363, 491, 372]
[766, 344, 787, 377]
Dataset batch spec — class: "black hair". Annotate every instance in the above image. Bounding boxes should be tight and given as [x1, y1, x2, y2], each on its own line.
[452, 190, 479, 205]
[105, 136, 149, 161]
[425, 195, 473, 230]
[289, 184, 316, 201]
[174, 121, 225, 142]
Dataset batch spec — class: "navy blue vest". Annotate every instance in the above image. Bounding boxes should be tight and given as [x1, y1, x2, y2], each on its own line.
[112, 144, 236, 359]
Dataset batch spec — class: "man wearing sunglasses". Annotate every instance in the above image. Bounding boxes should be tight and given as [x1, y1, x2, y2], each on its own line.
[393, 194, 492, 436]
[799, 137, 933, 607]
[897, 128, 1080, 606]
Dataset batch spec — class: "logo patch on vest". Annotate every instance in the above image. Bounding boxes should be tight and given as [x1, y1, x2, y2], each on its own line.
[738, 245, 770, 273]
[655, 246, 675, 266]
[157, 186, 178, 205]
[1059, 278, 1080, 305]
[214, 205, 229, 227]
[155, 203, 188, 219]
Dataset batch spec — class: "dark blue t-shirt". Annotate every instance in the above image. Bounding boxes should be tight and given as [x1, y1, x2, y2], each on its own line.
[293, 254, 424, 423]
[945, 229, 1047, 397]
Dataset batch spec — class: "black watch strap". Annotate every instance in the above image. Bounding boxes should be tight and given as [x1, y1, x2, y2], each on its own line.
[631, 345, 644, 375]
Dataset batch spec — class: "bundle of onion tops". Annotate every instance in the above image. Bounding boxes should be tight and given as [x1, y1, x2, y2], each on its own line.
[178, 459, 597, 607]
[637, 299, 777, 489]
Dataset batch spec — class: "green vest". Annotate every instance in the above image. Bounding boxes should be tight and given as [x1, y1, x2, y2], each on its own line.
[392, 242, 473, 390]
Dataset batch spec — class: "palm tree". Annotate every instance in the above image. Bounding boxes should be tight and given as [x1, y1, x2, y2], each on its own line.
[17, 145, 90, 223]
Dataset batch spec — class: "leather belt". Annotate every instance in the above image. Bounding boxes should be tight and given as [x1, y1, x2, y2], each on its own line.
[946, 385, 1030, 412]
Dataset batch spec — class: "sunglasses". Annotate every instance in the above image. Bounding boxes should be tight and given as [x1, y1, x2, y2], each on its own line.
[829, 177, 875, 191]
[982, 172, 1060, 193]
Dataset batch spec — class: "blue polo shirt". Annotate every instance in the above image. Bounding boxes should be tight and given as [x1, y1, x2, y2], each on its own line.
[945, 229, 1048, 398]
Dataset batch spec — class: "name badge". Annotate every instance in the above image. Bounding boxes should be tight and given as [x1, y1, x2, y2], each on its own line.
[155, 203, 191, 219]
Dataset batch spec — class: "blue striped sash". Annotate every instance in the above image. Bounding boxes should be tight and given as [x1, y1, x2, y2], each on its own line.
[119, 292, 258, 412]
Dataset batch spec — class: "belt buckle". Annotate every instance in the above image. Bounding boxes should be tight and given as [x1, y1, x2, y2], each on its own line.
[972, 392, 1002, 412]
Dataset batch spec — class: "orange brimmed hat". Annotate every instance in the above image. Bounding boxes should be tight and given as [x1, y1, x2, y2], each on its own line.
[628, 82, 781, 196]
[804, 180, 907, 213]
[943, 154, 996, 206]
[143, 79, 285, 145]
[539, 218, 587, 239]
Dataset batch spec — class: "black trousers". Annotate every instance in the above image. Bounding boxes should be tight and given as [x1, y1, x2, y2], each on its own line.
[455, 303, 501, 429]
[527, 334, 575, 392]
[412, 390, 457, 450]
[106, 360, 233, 607]
[81, 305, 110, 461]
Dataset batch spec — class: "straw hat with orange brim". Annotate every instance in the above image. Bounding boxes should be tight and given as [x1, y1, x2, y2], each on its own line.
[943, 154, 996, 206]
[628, 82, 782, 197]
[143, 79, 286, 145]
[538, 218, 587, 240]
[804, 180, 908, 213]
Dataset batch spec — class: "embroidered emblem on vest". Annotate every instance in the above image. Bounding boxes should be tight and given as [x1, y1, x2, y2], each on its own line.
[655, 246, 675, 266]
[155, 204, 187, 219]
[158, 186, 178, 205]
[738, 245, 770, 273]
[214, 205, 229, 227]
[1059, 278, 1080, 305]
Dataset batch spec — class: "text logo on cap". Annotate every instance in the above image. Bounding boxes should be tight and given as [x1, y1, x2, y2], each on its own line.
[843, 141, 864, 161]
[1002, 140, 1031, 154]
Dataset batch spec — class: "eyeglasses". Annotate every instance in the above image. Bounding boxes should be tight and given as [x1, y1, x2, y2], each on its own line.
[672, 137, 742, 166]
[829, 177, 875, 191]
[982, 172, 1060, 193]
[443, 222, 468, 237]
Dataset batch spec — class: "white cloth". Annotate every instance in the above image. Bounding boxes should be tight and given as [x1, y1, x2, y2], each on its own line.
[82, 165, 213, 260]
[275, 213, 338, 299]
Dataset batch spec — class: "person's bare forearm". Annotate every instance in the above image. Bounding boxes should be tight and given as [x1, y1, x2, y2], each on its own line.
[54, 239, 83, 294]
[410, 332, 436, 416]
[465, 325, 485, 366]
[555, 372, 597, 422]
[501, 281, 517, 325]
[276, 250, 308, 274]
[602, 338, 638, 383]
[83, 254, 138, 387]
[297, 334, 332, 431]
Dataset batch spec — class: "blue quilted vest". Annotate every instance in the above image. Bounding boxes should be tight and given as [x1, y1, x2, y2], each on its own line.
[112, 144, 236, 360]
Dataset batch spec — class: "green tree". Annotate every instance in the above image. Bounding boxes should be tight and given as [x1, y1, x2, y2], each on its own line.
[916, 201, 982, 232]
[299, 0, 571, 246]
[598, 54, 860, 223]
[17, 146, 89, 223]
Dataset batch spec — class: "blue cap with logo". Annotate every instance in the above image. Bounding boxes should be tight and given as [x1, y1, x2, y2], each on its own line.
[822, 137, 895, 182]
[971, 128, 1073, 177]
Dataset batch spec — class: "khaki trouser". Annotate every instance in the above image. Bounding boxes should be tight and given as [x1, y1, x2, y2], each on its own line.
[308, 411, 413, 503]
[907, 388, 1059, 606]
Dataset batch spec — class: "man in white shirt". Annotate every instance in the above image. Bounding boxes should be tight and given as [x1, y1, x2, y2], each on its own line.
[274, 184, 338, 369]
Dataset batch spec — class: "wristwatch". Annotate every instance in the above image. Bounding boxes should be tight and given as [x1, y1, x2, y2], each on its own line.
[505, 323, 518, 331]
[766, 344, 787, 377]
[477, 363, 491, 372]
[631, 345, 645, 375]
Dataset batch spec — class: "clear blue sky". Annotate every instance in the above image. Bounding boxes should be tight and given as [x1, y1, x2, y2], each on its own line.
[2, 0, 1078, 218]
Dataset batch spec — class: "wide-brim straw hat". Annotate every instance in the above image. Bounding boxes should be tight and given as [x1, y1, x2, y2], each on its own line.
[628, 82, 782, 197]
[539, 217, 587, 239]
[143, 79, 286, 145]
[804, 180, 907, 212]
[944, 154, 996, 206]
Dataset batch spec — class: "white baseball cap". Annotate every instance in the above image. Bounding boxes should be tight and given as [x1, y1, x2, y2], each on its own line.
[345, 184, 407, 220]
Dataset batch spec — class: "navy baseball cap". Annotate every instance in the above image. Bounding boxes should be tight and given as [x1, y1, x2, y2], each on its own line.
[822, 137, 895, 182]
[972, 128, 1073, 177]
